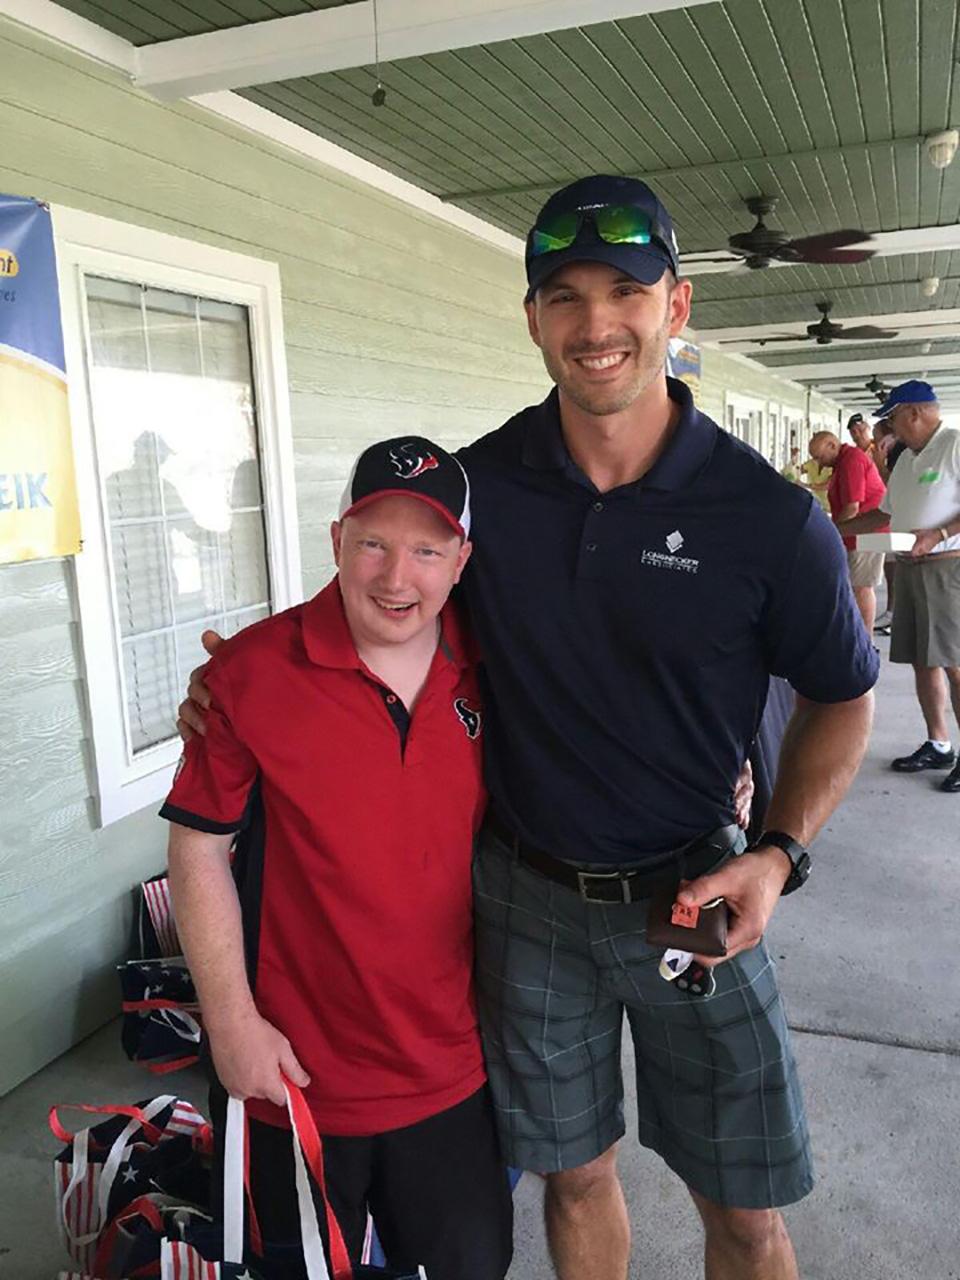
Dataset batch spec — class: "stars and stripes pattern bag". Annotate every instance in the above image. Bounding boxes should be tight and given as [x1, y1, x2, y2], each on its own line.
[131, 874, 181, 960]
[160, 1081, 426, 1280]
[51, 1096, 211, 1274]
[118, 959, 202, 1075]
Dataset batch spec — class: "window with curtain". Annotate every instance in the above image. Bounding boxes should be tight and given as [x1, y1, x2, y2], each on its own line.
[84, 277, 272, 756]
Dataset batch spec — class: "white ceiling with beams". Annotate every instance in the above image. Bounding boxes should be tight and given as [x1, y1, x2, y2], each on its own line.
[132, 0, 718, 99]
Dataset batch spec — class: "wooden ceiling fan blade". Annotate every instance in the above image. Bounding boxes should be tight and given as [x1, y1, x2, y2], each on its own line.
[835, 326, 900, 339]
[790, 247, 876, 264]
[788, 229, 873, 253]
[719, 333, 808, 344]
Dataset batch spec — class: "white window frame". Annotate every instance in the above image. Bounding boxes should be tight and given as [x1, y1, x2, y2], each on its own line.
[724, 391, 765, 449]
[54, 206, 302, 826]
[766, 401, 781, 467]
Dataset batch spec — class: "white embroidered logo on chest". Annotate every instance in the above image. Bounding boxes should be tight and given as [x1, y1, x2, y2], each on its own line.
[641, 528, 700, 574]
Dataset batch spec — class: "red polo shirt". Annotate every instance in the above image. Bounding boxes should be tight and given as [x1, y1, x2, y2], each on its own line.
[161, 579, 487, 1135]
[828, 443, 889, 549]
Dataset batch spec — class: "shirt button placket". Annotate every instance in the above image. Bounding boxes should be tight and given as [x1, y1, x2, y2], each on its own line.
[579, 501, 605, 579]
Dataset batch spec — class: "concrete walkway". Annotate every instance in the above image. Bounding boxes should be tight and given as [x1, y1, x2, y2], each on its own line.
[2, 638, 958, 1279]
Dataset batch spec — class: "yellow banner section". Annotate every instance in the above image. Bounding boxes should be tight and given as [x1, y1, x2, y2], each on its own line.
[0, 348, 81, 562]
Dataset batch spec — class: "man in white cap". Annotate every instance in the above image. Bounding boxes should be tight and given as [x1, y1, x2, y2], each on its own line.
[841, 380, 960, 791]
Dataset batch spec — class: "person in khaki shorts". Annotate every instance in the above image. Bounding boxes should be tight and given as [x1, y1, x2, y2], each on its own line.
[842, 380, 960, 792]
[808, 430, 889, 632]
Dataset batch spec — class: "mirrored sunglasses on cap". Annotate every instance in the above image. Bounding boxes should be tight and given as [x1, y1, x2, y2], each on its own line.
[529, 203, 675, 264]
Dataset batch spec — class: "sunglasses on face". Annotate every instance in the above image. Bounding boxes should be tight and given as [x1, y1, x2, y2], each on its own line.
[528, 204, 675, 263]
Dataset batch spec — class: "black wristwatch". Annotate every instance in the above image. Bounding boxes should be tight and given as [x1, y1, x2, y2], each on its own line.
[750, 830, 812, 895]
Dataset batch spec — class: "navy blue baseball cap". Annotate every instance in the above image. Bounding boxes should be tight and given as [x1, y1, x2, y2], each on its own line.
[877, 379, 938, 416]
[524, 175, 680, 302]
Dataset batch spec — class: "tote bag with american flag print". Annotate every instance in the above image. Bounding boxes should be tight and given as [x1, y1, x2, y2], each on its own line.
[159, 1081, 426, 1280]
[51, 1095, 210, 1273]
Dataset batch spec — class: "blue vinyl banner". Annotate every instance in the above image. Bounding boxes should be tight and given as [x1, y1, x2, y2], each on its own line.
[0, 194, 80, 561]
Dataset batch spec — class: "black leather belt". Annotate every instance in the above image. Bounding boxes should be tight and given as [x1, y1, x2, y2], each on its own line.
[485, 810, 741, 905]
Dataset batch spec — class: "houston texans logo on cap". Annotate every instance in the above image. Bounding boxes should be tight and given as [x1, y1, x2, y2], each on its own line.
[389, 442, 440, 480]
[340, 435, 472, 537]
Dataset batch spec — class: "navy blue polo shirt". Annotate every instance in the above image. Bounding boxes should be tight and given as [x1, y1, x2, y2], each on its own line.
[457, 378, 879, 865]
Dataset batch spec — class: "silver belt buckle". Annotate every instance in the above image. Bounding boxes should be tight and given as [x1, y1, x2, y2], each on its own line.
[576, 869, 632, 905]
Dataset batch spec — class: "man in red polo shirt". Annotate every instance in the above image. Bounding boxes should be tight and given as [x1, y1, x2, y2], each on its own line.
[162, 438, 512, 1280]
[809, 429, 889, 633]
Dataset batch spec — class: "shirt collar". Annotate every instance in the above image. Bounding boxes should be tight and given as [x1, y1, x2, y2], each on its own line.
[301, 577, 475, 672]
[520, 377, 716, 491]
[912, 422, 945, 456]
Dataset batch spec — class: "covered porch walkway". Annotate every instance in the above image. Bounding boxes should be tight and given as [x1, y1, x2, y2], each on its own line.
[3, 636, 957, 1279]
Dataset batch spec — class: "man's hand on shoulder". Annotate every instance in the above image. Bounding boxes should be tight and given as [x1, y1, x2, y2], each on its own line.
[176, 629, 224, 741]
[207, 1007, 310, 1107]
[676, 846, 791, 966]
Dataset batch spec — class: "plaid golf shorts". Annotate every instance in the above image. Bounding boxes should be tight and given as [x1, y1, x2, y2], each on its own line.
[472, 826, 814, 1209]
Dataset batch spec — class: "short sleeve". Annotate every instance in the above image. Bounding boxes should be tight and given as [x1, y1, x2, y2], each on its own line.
[761, 503, 880, 702]
[159, 663, 258, 833]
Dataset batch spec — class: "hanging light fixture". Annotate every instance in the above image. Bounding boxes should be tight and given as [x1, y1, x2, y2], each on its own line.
[371, 0, 386, 106]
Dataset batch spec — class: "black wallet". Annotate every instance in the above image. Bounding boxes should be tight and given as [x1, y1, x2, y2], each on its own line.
[645, 881, 728, 957]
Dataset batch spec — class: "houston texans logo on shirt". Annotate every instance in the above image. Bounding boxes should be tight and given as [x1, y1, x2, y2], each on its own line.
[454, 698, 482, 739]
[389, 441, 440, 480]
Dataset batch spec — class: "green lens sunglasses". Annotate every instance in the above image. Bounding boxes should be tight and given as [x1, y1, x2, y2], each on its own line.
[529, 204, 675, 263]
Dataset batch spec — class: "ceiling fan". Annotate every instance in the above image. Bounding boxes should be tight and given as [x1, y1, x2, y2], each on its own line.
[687, 195, 876, 271]
[823, 375, 891, 398]
[865, 373, 891, 401]
[720, 301, 900, 346]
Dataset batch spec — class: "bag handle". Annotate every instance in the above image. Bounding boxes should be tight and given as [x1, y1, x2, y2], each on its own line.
[222, 1082, 351, 1280]
[91, 1194, 164, 1274]
[49, 1097, 176, 1146]
[284, 1083, 352, 1280]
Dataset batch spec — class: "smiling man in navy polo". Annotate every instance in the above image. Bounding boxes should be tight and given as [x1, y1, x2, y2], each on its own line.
[460, 177, 877, 1280]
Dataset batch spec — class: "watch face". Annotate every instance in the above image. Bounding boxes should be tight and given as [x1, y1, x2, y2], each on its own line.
[783, 852, 811, 894]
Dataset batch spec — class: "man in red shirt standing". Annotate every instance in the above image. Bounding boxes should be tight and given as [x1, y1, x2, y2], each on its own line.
[809, 429, 889, 632]
[162, 438, 512, 1280]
